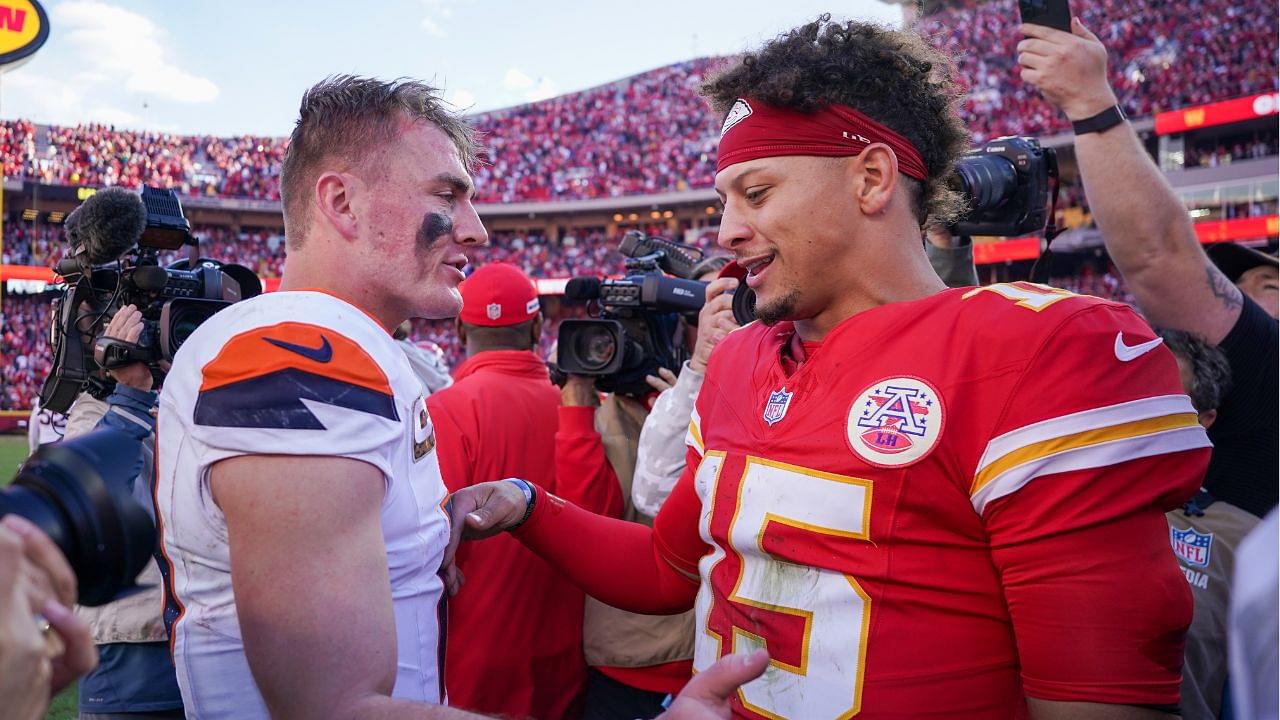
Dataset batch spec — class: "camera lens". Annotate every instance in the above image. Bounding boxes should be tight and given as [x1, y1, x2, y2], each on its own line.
[575, 325, 618, 372]
[0, 429, 156, 606]
[955, 154, 1019, 215]
[169, 306, 213, 348]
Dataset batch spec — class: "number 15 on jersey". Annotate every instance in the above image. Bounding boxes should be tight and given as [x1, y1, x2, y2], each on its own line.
[693, 451, 875, 719]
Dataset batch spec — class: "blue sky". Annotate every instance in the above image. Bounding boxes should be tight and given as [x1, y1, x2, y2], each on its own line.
[0, 0, 902, 137]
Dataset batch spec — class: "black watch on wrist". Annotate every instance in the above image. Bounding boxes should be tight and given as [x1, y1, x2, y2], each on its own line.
[1071, 104, 1127, 135]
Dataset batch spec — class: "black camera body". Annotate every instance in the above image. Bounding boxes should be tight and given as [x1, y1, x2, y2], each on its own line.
[558, 233, 709, 397]
[951, 136, 1058, 238]
[0, 428, 155, 606]
[40, 187, 260, 413]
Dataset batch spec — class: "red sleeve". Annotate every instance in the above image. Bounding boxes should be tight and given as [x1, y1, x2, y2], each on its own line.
[974, 303, 1212, 705]
[552, 405, 624, 518]
[512, 467, 703, 615]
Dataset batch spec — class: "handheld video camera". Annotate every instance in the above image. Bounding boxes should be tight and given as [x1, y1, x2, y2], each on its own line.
[39, 187, 261, 413]
[557, 232, 709, 397]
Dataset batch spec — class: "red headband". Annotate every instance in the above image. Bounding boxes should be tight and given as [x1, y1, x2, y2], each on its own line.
[715, 98, 928, 180]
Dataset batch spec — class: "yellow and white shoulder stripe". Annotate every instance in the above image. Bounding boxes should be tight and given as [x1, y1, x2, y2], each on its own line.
[686, 405, 705, 457]
[970, 394, 1210, 514]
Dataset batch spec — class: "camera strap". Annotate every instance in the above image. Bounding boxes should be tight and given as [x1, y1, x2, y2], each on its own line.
[1028, 153, 1062, 285]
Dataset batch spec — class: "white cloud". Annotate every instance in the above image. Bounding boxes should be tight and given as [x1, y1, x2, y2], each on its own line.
[524, 77, 558, 102]
[502, 68, 534, 91]
[448, 89, 476, 111]
[420, 0, 453, 37]
[53, 0, 219, 104]
[502, 68, 557, 102]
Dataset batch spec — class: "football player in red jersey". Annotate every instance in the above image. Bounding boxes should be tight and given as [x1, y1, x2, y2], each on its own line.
[448, 16, 1213, 720]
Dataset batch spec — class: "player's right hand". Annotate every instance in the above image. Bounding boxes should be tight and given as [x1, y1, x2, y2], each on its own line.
[102, 305, 153, 392]
[441, 480, 531, 593]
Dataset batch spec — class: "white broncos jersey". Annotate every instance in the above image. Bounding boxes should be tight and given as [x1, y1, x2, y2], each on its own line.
[155, 290, 450, 719]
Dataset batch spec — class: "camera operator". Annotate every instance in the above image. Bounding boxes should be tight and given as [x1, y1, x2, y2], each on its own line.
[1018, 18, 1278, 519]
[59, 305, 184, 720]
[0, 514, 96, 720]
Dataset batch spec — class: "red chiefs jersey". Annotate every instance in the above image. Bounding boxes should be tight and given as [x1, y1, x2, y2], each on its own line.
[652, 283, 1211, 719]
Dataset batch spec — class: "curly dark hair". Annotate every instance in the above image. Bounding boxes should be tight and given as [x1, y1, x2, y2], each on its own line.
[701, 15, 969, 226]
[1156, 328, 1233, 413]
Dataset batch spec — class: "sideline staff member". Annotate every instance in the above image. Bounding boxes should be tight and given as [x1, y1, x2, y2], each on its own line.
[429, 263, 622, 718]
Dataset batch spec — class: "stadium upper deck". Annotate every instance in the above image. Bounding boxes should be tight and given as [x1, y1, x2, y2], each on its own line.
[1, 0, 1275, 206]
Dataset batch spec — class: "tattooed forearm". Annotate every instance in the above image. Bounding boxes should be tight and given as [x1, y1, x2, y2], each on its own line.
[1206, 265, 1243, 312]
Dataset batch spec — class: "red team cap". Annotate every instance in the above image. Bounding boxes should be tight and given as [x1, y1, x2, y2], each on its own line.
[459, 263, 541, 327]
[715, 97, 929, 181]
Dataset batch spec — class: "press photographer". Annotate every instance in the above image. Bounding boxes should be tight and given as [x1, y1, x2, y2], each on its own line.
[0, 422, 157, 719]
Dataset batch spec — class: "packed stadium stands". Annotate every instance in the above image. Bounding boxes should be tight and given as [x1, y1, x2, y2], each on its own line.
[1, 0, 1275, 204]
[918, 0, 1279, 142]
[2, 0, 1277, 413]
[1, 293, 51, 411]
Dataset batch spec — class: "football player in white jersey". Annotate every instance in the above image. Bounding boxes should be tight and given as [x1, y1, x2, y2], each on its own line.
[155, 75, 763, 720]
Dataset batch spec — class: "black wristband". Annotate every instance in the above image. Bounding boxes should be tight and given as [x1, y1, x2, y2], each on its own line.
[1071, 104, 1127, 135]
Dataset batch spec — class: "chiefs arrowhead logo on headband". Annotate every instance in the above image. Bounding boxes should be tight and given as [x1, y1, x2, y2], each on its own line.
[720, 99, 753, 136]
[716, 97, 928, 181]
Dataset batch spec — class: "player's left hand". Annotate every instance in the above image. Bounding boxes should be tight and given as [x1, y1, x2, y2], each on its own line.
[441, 481, 530, 593]
[1017, 17, 1118, 121]
[657, 650, 769, 719]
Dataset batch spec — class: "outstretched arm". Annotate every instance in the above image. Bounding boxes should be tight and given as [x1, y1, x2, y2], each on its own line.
[1018, 18, 1242, 344]
[445, 459, 708, 615]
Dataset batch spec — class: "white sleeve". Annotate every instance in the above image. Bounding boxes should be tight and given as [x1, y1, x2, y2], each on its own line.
[632, 362, 704, 517]
[182, 318, 406, 481]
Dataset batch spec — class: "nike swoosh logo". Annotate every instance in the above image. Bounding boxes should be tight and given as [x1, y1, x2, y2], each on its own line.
[1114, 332, 1164, 362]
[264, 335, 333, 363]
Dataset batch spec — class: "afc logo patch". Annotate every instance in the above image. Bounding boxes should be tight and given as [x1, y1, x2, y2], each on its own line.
[412, 395, 436, 461]
[847, 376, 944, 467]
[1170, 526, 1213, 568]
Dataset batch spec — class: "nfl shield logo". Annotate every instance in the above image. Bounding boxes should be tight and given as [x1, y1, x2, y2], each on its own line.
[486, 303, 502, 320]
[1170, 526, 1213, 568]
[762, 387, 793, 426]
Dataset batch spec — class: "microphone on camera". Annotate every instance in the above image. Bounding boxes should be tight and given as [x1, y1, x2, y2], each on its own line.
[618, 231, 703, 279]
[64, 187, 148, 266]
[564, 277, 602, 302]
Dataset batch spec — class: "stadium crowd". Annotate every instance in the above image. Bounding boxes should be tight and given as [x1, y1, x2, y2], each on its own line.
[0, 7, 1277, 720]
[0, 294, 51, 411]
[0, 0, 1275, 204]
[919, 0, 1279, 142]
[0, 255, 1143, 412]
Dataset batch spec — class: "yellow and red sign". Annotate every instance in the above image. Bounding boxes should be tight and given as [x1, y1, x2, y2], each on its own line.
[0, 0, 48, 69]
[1156, 93, 1279, 136]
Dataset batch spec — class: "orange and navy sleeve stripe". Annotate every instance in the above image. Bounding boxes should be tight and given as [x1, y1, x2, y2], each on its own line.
[195, 322, 398, 429]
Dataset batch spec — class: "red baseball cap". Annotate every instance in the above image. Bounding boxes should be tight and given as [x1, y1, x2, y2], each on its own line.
[459, 263, 541, 327]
